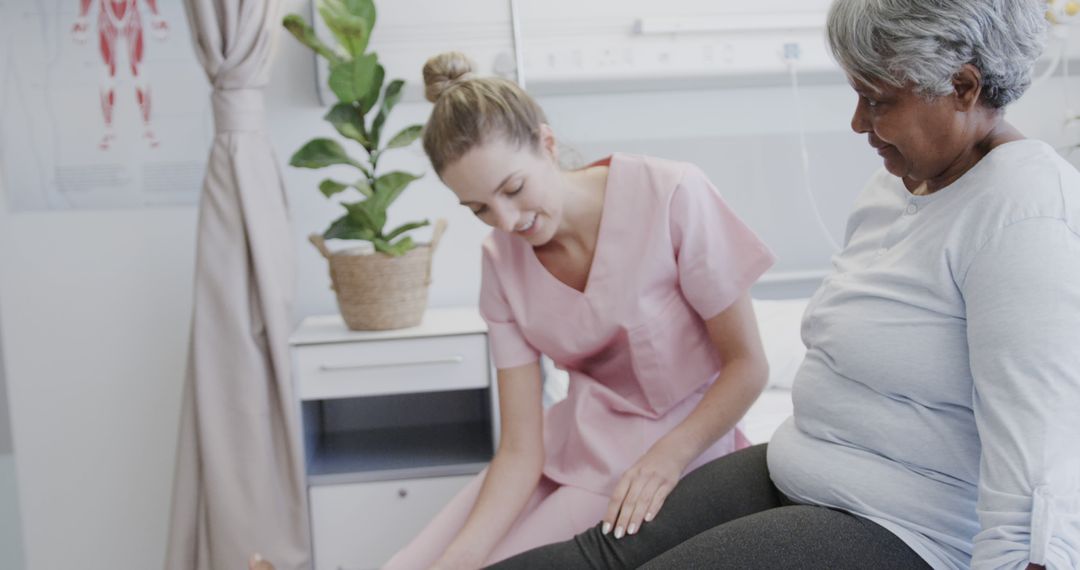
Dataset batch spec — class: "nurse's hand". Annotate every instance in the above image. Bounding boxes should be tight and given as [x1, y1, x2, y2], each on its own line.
[602, 443, 689, 539]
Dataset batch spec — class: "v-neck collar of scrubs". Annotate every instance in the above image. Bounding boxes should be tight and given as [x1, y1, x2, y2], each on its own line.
[526, 154, 618, 298]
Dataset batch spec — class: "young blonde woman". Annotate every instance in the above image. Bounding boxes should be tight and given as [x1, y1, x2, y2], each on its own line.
[377, 52, 776, 569]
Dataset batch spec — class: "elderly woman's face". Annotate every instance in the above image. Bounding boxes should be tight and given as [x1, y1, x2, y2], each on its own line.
[849, 79, 964, 183]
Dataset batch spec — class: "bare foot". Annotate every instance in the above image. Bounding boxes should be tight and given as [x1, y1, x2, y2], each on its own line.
[249, 553, 275, 570]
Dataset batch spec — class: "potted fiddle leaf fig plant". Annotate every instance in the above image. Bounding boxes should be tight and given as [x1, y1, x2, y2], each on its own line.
[284, 0, 446, 330]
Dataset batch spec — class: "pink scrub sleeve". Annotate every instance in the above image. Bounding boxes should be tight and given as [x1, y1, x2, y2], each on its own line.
[479, 246, 541, 369]
[670, 165, 776, 320]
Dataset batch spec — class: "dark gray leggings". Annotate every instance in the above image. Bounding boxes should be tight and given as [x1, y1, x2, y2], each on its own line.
[488, 444, 931, 569]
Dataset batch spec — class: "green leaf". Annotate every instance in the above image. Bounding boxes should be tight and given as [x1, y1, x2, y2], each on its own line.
[359, 63, 386, 116]
[373, 236, 415, 257]
[319, 179, 350, 198]
[373, 171, 422, 210]
[353, 178, 374, 197]
[343, 0, 376, 35]
[385, 124, 423, 150]
[372, 79, 405, 146]
[282, 14, 342, 64]
[345, 199, 387, 234]
[323, 103, 369, 146]
[388, 236, 416, 256]
[323, 213, 375, 241]
[289, 138, 363, 169]
[317, 0, 370, 58]
[328, 54, 378, 104]
[384, 219, 430, 241]
[321, 177, 374, 199]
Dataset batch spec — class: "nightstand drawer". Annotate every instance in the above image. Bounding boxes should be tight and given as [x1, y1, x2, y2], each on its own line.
[310, 475, 474, 570]
[294, 334, 488, 400]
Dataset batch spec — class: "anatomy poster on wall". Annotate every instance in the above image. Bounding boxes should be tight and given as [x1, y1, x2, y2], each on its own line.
[0, 0, 212, 211]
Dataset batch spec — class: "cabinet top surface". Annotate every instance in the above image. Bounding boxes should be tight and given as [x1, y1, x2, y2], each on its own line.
[290, 306, 487, 346]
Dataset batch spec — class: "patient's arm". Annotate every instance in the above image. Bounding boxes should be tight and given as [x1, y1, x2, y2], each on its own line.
[963, 220, 1080, 569]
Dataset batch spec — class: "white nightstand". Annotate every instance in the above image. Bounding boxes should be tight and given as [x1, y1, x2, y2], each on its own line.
[290, 307, 497, 570]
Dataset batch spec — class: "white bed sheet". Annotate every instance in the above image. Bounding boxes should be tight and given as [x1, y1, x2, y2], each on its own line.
[741, 387, 794, 445]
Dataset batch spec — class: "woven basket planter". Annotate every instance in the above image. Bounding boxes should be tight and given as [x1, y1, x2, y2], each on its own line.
[310, 219, 447, 331]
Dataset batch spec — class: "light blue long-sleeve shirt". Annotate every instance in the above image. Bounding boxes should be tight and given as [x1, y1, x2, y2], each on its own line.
[768, 140, 1080, 569]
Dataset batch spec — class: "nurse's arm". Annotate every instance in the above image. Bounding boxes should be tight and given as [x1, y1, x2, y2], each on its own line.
[433, 362, 545, 569]
[604, 293, 769, 539]
[675, 292, 771, 455]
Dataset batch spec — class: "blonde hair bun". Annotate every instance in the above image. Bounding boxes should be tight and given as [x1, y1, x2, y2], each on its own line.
[423, 52, 476, 103]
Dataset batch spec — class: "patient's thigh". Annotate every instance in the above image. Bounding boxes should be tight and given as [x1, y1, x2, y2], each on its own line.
[640, 505, 931, 570]
[489, 444, 785, 569]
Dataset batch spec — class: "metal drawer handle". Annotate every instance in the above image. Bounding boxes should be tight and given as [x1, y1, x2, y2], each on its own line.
[319, 356, 465, 372]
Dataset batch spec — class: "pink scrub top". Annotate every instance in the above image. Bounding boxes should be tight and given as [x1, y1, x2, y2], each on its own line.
[479, 153, 775, 495]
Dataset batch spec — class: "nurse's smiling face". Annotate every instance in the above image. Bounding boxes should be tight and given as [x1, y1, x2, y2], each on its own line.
[439, 125, 564, 246]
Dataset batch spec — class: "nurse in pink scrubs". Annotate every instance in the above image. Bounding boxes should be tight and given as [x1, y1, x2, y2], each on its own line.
[386, 52, 776, 570]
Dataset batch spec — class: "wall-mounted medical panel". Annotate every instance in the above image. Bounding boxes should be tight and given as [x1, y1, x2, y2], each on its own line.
[312, 0, 839, 104]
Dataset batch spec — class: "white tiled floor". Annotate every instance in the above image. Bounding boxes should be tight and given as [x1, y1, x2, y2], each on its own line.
[0, 454, 24, 570]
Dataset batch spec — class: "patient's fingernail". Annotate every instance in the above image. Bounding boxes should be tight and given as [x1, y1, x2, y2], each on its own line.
[601, 522, 612, 535]
[645, 512, 654, 522]
[614, 526, 625, 539]
[628, 523, 637, 535]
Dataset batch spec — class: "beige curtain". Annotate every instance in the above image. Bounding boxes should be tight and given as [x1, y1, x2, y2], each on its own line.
[166, 1, 309, 568]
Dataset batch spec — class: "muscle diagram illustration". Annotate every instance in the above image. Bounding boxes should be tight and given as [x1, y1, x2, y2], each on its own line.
[71, 0, 168, 150]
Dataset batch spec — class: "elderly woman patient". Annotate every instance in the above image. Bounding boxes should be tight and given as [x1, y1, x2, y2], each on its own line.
[488, 0, 1080, 569]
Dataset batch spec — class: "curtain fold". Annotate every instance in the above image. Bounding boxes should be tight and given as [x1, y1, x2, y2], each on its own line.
[166, 1, 309, 568]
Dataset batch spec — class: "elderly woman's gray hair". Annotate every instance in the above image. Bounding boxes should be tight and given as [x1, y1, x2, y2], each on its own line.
[826, 0, 1047, 108]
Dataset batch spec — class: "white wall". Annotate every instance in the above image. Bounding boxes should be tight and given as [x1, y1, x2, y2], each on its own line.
[2, 2, 1080, 568]
[0, 201, 197, 570]
[0, 318, 10, 454]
